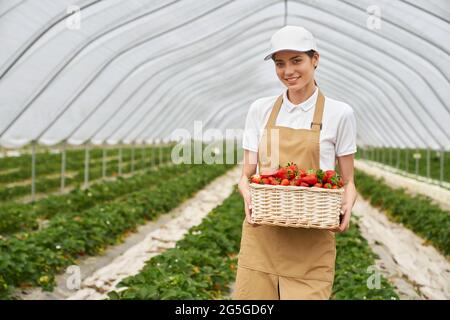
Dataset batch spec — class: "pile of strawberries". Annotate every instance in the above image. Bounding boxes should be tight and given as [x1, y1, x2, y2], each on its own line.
[249, 162, 344, 189]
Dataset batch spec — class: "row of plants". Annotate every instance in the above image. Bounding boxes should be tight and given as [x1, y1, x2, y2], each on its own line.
[0, 142, 230, 235]
[0, 148, 173, 201]
[0, 144, 176, 172]
[355, 169, 450, 256]
[0, 161, 176, 237]
[0, 161, 235, 299]
[0, 145, 172, 184]
[108, 187, 398, 300]
[355, 147, 449, 183]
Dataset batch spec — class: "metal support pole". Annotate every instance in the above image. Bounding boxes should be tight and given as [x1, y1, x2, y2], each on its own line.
[151, 144, 155, 166]
[389, 147, 393, 167]
[84, 144, 90, 189]
[440, 148, 444, 186]
[415, 149, 419, 176]
[118, 147, 122, 175]
[405, 149, 409, 173]
[31, 141, 36, 202]
[102, 147, 107, 179]
[60, 142, 66, 193]
[141, 144, 145, 169]
[131, 144, 135, 173]
[426, 148, 430, 179]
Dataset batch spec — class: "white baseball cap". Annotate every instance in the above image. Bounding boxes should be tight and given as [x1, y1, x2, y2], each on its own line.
[264, 25, 317, 61]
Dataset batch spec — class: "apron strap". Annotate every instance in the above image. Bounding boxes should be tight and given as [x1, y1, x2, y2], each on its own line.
[310, 89, 325, 132]
[266, 95, 283, 128]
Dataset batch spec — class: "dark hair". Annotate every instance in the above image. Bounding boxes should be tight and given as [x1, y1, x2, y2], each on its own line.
[272, 50, 317, 69]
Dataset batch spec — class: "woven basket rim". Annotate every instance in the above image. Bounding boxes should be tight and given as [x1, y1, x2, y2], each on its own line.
[249, 182, 344, 193]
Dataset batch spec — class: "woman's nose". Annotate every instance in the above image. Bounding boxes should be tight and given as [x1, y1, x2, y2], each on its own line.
[285, 64, 295, 76]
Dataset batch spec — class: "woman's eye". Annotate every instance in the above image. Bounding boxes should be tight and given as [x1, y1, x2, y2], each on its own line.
[294, 60, 301, 63]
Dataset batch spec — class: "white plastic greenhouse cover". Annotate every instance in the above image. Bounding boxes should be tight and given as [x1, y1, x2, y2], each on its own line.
[0, 0, 449, 150]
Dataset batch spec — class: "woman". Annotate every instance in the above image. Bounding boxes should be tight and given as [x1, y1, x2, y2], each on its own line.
[233, 25, 357, 300]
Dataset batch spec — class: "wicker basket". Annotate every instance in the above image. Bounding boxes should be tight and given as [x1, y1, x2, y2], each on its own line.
[249, 183, 343, 229]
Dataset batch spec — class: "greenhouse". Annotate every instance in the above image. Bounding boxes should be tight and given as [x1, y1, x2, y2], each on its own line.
[0, 0, 448, 303]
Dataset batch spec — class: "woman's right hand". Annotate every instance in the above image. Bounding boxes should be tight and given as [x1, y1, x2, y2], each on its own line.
[238, 176, 260, 227]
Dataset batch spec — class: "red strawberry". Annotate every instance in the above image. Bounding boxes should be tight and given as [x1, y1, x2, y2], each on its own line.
[275, 168, 288, 180]
[250, 175, 261, 184]
[281, 179, 290, 186]
[329, 174, 340, 186]
[286, 162, 298, 172]
[323, 170, 336, 183]
[324, 183, 332, 189]
[314, 182, 323, 188]
[315, 169, 325, 183]
[297, 169, 307, 178]
[261, 178, 270, 184]
[286, 169, 296, 180]
[268, 176, 281, 185]
[301, 174, 318, 186]
[260, 169, 278, 178]
[300, 182, 309, 187]
[286, 162, 298, 179]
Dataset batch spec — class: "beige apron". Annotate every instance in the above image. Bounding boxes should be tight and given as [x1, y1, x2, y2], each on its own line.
[234, 89, 336, 299]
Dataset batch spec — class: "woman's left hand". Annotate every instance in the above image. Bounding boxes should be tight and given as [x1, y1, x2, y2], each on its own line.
[332, 181, 356, 233]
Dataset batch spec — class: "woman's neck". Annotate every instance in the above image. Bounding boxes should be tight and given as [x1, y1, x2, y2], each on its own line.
[287, 80, 317, 105]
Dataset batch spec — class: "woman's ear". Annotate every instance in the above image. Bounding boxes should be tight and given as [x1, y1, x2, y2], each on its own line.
[313, 52, 320, 69]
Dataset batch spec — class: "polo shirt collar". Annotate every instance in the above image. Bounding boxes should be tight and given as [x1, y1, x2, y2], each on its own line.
[283, 86, 318, 113]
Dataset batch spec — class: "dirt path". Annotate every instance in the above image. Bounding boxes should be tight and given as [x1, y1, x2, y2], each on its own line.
[19, 165, 242, 300]
[0, 168, 20, 175]
[353, 194, 450, 300]
[4, 171, 77, 188]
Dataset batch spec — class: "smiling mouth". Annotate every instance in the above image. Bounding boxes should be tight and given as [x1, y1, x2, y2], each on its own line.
[285, 76, 300, 82]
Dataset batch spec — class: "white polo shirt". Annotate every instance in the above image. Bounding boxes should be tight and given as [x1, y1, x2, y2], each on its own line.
[242, 86, 357, 170]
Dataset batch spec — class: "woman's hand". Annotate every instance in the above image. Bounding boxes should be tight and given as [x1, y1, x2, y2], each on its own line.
[332, 154, 357, 233]
[238, 176, 260, 227]
[332, 181, 356, 233]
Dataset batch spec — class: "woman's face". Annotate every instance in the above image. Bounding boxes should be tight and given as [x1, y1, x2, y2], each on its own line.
[273, 50, 318, 89]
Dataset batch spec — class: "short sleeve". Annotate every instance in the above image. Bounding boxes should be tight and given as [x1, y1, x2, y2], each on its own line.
[242, 101, 260, 152]
[335, 106, 357, 157]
